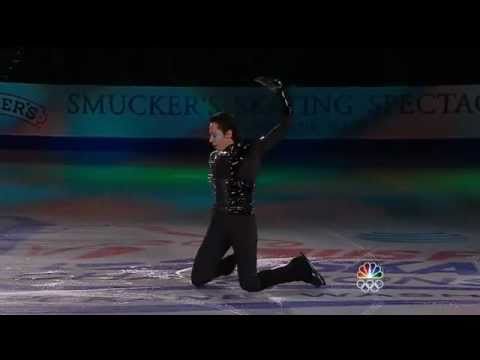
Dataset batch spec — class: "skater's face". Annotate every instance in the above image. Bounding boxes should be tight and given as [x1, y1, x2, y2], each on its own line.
[209, 122, 233, 151]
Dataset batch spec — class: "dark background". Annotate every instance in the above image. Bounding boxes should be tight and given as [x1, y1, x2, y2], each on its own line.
[2, 47, 480, 86]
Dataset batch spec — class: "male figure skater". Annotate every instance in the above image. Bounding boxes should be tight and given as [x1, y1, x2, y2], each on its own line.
[191, 77, 326, 292]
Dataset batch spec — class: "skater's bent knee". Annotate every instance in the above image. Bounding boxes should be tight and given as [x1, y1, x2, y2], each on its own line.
[240, 280, 261, 293]
[191, 268, 216, 288]
[191, 277, 208, 288]
[191, 272, 208, 288]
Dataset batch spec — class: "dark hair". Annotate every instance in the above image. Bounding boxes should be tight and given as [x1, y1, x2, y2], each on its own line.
[209, 112, 240, 143]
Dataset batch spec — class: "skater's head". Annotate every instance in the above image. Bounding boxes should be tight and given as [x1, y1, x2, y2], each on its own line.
[209, 112, 239, 150]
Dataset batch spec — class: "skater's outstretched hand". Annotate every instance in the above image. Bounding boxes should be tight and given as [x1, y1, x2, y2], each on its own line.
[254, 77, 293, 117]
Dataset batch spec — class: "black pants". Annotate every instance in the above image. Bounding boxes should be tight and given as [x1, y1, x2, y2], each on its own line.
[191, 211, 302, 292]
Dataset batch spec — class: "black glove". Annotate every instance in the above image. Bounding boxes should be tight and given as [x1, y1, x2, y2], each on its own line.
[254, 77, 293, 116]
[254, 77, 284, 94]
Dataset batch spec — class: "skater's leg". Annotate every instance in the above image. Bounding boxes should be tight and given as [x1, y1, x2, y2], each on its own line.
[228, 215, 325, 292]
[228, 215, 262, 292]
[191, 213, 233, 288]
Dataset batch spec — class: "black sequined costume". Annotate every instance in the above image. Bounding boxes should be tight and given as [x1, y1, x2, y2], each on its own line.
[208, 113, 291, 216]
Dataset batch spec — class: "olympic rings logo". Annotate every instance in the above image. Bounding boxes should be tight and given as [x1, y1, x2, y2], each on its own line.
[356, 262, 385, 293]
[356, 279, 385, 293]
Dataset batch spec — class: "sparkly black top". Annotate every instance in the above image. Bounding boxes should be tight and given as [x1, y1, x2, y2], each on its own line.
[208, 114, 292, 215]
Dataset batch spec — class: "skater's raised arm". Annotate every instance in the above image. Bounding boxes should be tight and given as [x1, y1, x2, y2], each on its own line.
[253, 80, 293, 156]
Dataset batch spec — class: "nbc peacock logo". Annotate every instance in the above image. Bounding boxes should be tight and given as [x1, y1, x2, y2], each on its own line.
[356, 262, 385, 293]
